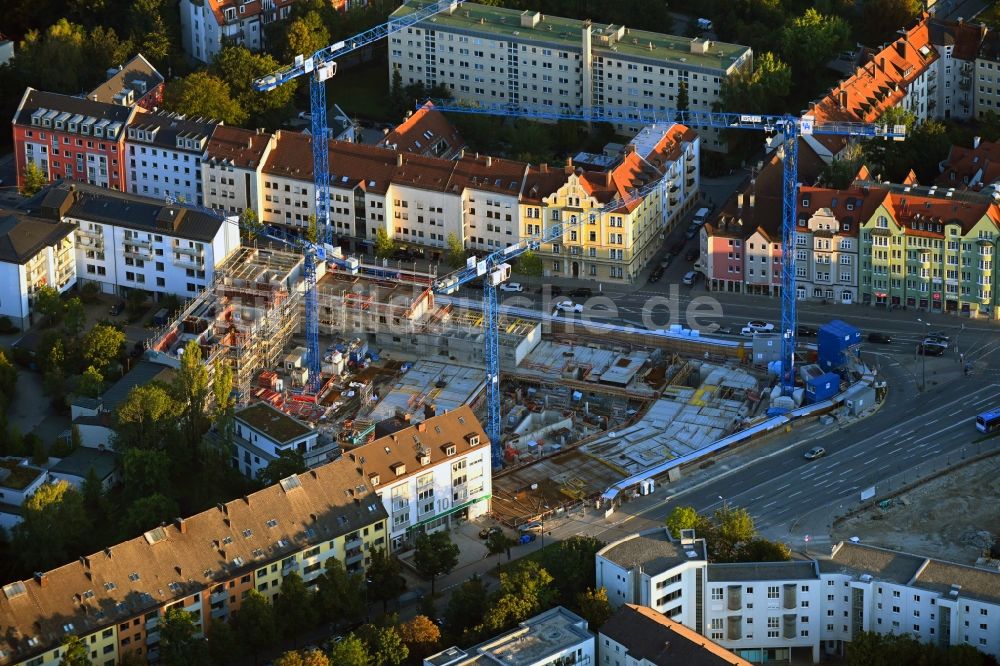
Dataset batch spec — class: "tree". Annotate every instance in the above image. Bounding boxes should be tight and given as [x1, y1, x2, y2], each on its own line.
[676, 80, 689, 112]
[713, 504, 757, 562]
[63, 297, 86, 338]
[315, 557, 367, 627]
[81, 467, 103, 514]
[718, 51, 791, 116]
[397, 615, 440, 661]
[374, 228, 396, 259]
[0, 350, 16, 412]
[444, 575, 488, 641]
[30, 434, 47, 465]
[174, 339, 209, 462]
[574, 587, 612, 629]
[780, 9, 851, 78]
[538, 536, 605, 606]
[76, 365, 104, 399]
[113, 383, 182, 451]
[275, 650, 330, 666]
[367, 548, 406, 613]
[212, 45, 296, 126]
[206, 619, 242, 665]
[126, 0, 180, 68]
[389, 68, 406, 121]
[163, 72, 247, 126]
[444, 233, 467, 269]
[859, 0, 921, 47]
[240, 208, 265, 242]
[21, 161, 48, 196]
[234, 591, 278, 660]
[357, 624, 408, 666]
[34, 286, 64, 327]
[413, 531, 460, 595]
[486, 530, 517, 562]
[274, 572, 316, 639]
[326, 634, 369, 666]
[125, 288, 148, 323]
[59, 635, 92, 666]
[122, 448, 172, 501]
[665, 505, 712, 539]
[12, 481, 91, 570]
[481, 561, 555, 633]
[513, 250, 542, 277]
[305, 214, 318, 244]
[283, 11, 330, 64]
[123, 493, 179, 536]
[258, 449, 307, 487]
[161, 607, 210, 666]
[82, 324, 124, 376]
[738, 538, 792, 562]
[212, 358, 236, 443]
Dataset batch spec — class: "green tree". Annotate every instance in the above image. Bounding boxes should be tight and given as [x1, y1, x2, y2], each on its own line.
[481, 561, 555, 633]
[413, 531, 460, 595]
[30, 434, 47, 465]
[275, 650, 330, 666]
[123, 493, 179, 536]
[283, 11, 330, 64]
[122, 448, 172, 501]
[574, 587, 612, 630]
[206, 619, 242, 665]
[367, 548, 406, 613]
[665, 505, 712, 539]
[34, 285, 64, 327]
[713, 504, 757, 562]
[780, 9, 851, 78]
[16, 19, 89, 93]
[163, 72, 248, 126]
[718, 51, 791, 116]
[234, 591, 278, 660]
[59, 634, 92, 666]
[445, 233, 467, 269]
[274, 572, 316, 639]
[258, 449, 307, 487]
[676, 80, 689, 112]
[82, 323, 124, 376]
[212, 45, 296, 126]
[63, 297, 86, 338]
[486, 530, 517, 562]
[211, 358, 236, 444]
[397, 615, 440, 662]
[0, 350, 17, 412]
[12, 481, 92, 571]
[859, 0, 921, 47]
[174, 339, 209, 462]
[513, 250, 542, 277]
[126, 0, 179, 68]
[239, 208, 265, 242]
[125, 288, 148, 322]
[305, 214, 319, 244]
[538, 536, 605, 606]
[76, 365, 104, 399]
[326, 634, 369, 666]
[357, 624, 408, 666]
[374, 229, 396, 259]
[737, 538, 792, 562]
[161, 607, 210, 666]
[443, 575, 488, 641]
[315, 557, 367, 628]
[81, 467, 103, 514]
[389, 68, 406, 121]
[113, 383, 182, 451]
[22, 161, 48, 196]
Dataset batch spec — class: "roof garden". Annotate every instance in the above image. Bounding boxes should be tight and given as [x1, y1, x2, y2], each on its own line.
[0, 460, 45, 491]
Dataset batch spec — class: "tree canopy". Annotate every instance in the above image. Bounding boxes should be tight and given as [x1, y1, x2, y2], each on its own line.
[12, 481, 92, 571]
[664, 504, 791, 563]
[413, 531, 460, 595]
[163, 72, 248, 126]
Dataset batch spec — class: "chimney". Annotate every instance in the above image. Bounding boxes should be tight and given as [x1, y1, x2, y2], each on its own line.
[175, 517, 187, 534]
[486, 155, 492, 167]
[896, 40, 906, 58]
[459, 148, 466, 159]
[838, 90, 848, 110]
[566, 156, 573, 168]
[974, 135, 981, 149]
[879, 57, 885, 72]
[397, 153, 404, 167]
[540, 163, 549, 173]
[417, 422, 427, 432]
[34, 572, 48, 588]
[424, 403, 437, 419]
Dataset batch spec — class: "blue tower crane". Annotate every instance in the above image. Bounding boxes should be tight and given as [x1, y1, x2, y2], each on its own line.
[424, 101, 906, 395]
[250, 0, 462, 392]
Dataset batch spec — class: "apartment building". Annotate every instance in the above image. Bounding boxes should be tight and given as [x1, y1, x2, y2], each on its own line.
[48, 182, 241, 299]
[87, 54, 164, 110]
[426, 606, 594, 666]
[597, 530, 1000, 663]
[179, 0, 295, 63]
[0, 208, 76, 330]
[202, 126, 275, 216]
[125, 111, 217, 206]
[975, 31, 1000, 118]
[378, 101, 467, 160]
[12, 89, 137, 192]
[232, 402, 320, 479]
[349, 405, 491, 551]
[0, 458, 52, 531]
[926, 20, 983, 120]
[0, 456, 388, 666]
[858, 184, 999, 316]
[388, 1, 750, 150]
[521, 123, 699, 283]
[936, 136, 1000, 191]
[600, 604, 751, 666]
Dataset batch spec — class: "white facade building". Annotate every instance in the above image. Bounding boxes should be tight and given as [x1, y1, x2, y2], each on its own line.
[53, 183, 240, 299]
[0, 458, 51, 531]
[179, 0, 295, 64]
[233, 402, 319, 480]
[350, 405, 491, 551]
[202, 126, 275, 217]
[126, 111, 216, 205]
[597, 531, 1000, 663]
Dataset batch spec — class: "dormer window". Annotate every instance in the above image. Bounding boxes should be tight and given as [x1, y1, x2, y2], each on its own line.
[369, 473, 380, 486]
[391, 462, 406, 476]
[464, 433, 480, 447]
[419, 454, 430, 466]
[445, 444, 457, 456]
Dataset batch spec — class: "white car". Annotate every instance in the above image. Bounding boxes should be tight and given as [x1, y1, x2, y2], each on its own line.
[745, 320, 774, 333]
[554, 300, 584, 313]
[499, 282, 524, 292]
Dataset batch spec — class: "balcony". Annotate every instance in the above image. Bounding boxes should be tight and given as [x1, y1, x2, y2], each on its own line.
[76, 226, 103, 240]
[686, 165, 696, 174]
[173, 256, 203, 271]
[686, 178, 695, 187]
[124, 246, 152, 260]
[345, 548, 364, 565]
[125, 237, 152, 248]
[344, 537, 363, 551]
[172, 245, 203, 257]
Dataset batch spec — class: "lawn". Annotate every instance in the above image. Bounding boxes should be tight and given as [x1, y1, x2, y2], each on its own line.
[328, 59, 394, 123]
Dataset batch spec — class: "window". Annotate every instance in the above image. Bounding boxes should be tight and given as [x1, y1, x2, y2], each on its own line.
[767, 586, 780, 599]
[711, 588, 723, 601]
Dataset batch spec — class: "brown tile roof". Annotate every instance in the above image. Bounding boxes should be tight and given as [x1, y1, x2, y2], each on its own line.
[0, 457, 387, 664]
[235, 402, 313, 443]
[346, 405, 489, 487]
[204, 126, 273, 169]
[935, 139, 1000, 191]
[380, 101, 467, 160]
[928, 18, 986, 62]
[797, 184, 883, 237]
[601, 605, 751, 666]
[449, 154, 528, 197]
[879, 189, 998, 235]
[205, 0, 296, 25]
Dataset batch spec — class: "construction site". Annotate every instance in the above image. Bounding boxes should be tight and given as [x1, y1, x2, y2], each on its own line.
[144, 247, 777, 525]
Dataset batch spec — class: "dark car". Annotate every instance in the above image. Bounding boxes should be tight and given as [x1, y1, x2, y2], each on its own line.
[568, 287, 593, 298]
[867, 332, 892, 344]
[648, 268, 664, 283]
[109, 301, 125, 316]
[685, 249, 698, 262]
[797, 325, 818, 337]
[537, 285, 563, 297]
[918, 343, 945, 356]
[478, 526, 502, 540]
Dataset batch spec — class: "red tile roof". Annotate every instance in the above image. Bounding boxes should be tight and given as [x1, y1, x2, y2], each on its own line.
[205, 0, 296, 26]
[379, 101, 467, 160]
[878, 190, 999, 235]
[935, 139, 1000, 191]
[204, 126, 273, 169]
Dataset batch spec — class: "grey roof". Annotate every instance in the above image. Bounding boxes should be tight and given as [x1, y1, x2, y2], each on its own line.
[0, 212, 75, 264]
[980, 31, 1000, 62]
[598, 528, 705, 575]
[101, 360, 175, 414]
[54, 182, 226, 242]
[708, 561, 818, 582]
[50, 448, 119, 481]
[818, 541, 926, 585]
[70, 396, 102, 411]
[13, 88, 133, 136]
[87, 54, 164, 105]
[127, 110, 217, 151]
[913, 560, 1000, 606]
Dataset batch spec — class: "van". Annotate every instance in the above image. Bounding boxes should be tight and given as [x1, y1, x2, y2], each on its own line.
[696, 18, 713, 31]
[682, 270, 697, 285]
[692, 207, 711, 225]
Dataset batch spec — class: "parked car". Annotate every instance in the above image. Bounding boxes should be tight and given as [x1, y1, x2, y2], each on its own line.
[685, 225, 699, 240]
[537, 284, 563, 297]
[685, 249, 698, 262]
[745, 320, 774, 333]
[669, 240, 686, 255]
[109, 301, 125, 316]
[917, 343, 945, 356]
[713, 325, 734, 335]
[660, 255, 672, 269]
[518, 533, 537, 545]
[804, 446, 826, 460]
[867, 332, 892, 344]
[682, 270, 697, 285]
[797, 325, 818, 337]
[499, 282, 524, 292]
[568, 287, 593, 298]
[924, 334, 950, 348]
[554, 300, 584, 313]
[648, 267, 664, 283]
[692, 207, 711, 226]
[518, 521, 544, 533]
[478, 526, 502, 540]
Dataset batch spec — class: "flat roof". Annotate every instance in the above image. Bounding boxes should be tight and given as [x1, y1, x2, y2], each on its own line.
[598, 527, 706, 575]
[394, 1, 750, 70]
[707, 561, 818, 582]
[235, 402, 313, 443]
[818, 541, 926, 586]
[50, 449, 119, 481]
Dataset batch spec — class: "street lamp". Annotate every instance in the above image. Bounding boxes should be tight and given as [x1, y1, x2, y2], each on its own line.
[916, 318, 931, 391]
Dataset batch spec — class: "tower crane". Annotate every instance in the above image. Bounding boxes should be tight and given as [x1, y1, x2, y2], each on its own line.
[249, 0, 462, 392]
[425, 100, 906, 398]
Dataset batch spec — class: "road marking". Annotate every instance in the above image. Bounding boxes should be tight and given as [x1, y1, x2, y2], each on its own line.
[763, 501, 777, 508]
[888, 446, 903, 455]
[788, 491, 802, 498]
[775, 484, 791, 492]
[852, 450, 867, 459]
[925, 418, 940, 426]
[863, 457, 878, 465]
